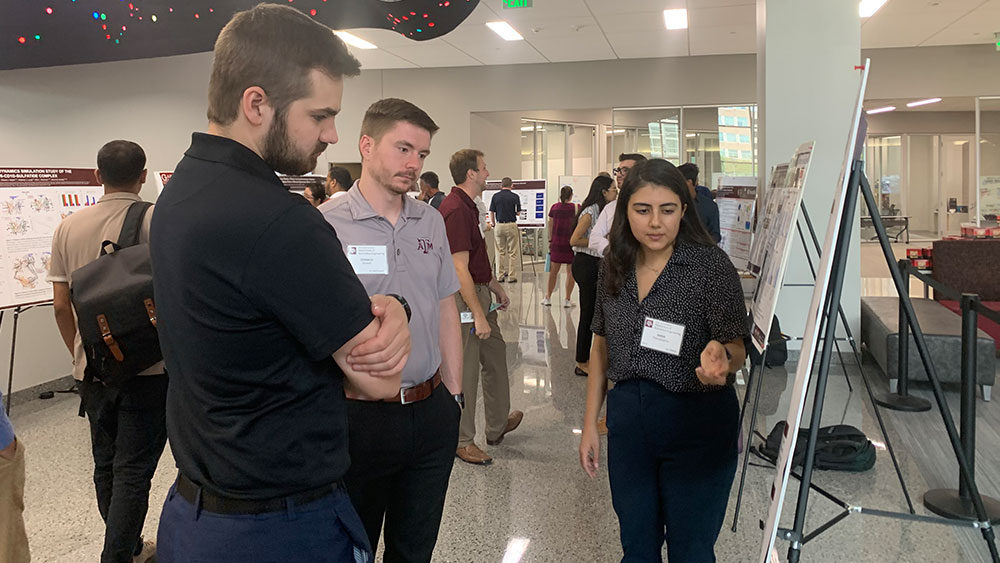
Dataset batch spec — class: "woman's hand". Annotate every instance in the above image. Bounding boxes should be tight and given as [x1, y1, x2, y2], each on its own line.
[696, 340, 730, 386]
[579, 424, 601, 478]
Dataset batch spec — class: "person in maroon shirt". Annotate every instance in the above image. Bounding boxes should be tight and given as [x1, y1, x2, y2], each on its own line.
[439, 149, 524, 466]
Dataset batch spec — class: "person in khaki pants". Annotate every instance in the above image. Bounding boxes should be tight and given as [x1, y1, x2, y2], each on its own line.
[440, 150, 523, 465]
[489, 177, 522, 282]
[0, 390, 30, 563]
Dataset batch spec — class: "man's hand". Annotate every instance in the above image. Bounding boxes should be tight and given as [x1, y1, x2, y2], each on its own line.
[347, 295, 411, 377]
[473, 313, 491, 340]
[695, 340, 729, 386]
[493, 286, 510, 311]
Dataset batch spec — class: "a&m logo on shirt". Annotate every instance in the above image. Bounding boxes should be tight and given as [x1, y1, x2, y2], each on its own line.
[645, 319, 654, 328]
[416, 238, 433, 254]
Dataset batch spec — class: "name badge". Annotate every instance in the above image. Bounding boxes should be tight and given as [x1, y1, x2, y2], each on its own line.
[640, 317, 685, 356]
[346, 245, 388, 275]
[460, 311, 474, 324]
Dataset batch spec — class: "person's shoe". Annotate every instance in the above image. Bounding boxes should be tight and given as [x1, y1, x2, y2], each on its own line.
[497, 274, 507, 282]
[456, 444, 493, 465]
[133, 540, 157, 563]
[541, 297, 551, 306]
[574, 366, 588, 377]
[507, 278, 518, 283]
[487, 411, 524, 445]
[563, 299, 573, 308]
[597, 416, 608, 436]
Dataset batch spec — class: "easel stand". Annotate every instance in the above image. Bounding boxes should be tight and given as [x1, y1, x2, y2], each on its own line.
[3, 303, 51, 416]
[776, 162, 998, 562]
[731, 199, 915, 532]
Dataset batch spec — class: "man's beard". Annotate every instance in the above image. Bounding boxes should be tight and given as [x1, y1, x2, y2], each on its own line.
[262, 113, 325, 176]
[373, 163, 416, 196]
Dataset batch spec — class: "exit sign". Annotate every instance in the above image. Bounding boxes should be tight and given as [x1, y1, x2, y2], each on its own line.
[503, 0, 533, 8]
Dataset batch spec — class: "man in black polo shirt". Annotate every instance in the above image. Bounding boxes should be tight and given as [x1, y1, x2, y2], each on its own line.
[150, 6, 411, 563]
[489, 177, 522, 282]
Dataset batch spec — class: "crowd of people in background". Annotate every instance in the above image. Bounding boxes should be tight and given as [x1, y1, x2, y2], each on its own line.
[0, 5, 748, 563]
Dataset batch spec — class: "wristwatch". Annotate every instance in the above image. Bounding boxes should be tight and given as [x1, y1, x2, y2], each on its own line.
[453, 393, 465, 410]
[386, 293, 411, 323]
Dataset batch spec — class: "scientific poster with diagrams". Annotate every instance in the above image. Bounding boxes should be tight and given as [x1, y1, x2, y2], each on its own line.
[747, 141, 815, 354]
[716, 176, 758, 269]
[0, 168, 105, 308]
[483, 179, 547, 228]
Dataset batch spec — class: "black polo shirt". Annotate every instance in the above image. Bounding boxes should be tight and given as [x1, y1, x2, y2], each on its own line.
[592, 242, 747, 393]
[150, 133, 374, 500]
[489, 189, 521, 223]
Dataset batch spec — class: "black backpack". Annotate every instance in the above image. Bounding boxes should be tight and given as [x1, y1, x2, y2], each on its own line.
[759, 421, 876, 472]
[70, 202, 162, 386]
[749, 314, 790, 368]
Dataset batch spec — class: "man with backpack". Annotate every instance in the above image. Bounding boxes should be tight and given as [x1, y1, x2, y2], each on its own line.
[48, 140, 163, 563]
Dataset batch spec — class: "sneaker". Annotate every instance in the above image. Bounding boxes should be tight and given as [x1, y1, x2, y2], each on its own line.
[133, 540, 157, 563]
[541, 298, 551, 306]
[563, 300, 573, 308]
[507, 278, 518, 283]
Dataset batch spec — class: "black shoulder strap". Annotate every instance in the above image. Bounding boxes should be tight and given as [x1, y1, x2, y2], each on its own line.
[117, 201, 153, 248]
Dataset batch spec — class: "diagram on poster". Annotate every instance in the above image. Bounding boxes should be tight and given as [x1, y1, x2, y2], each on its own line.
[0, 168, 105, 309]
[757, 60, 870, 563]
[747, 142, 814, 354]
[483, 179, 547, 228]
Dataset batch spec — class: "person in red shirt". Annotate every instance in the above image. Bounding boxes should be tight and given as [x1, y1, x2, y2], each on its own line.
[543, 185, 578, 307]
[439, 149, 524, 466]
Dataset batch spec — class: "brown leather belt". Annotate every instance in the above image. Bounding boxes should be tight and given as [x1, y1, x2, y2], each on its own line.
[174, 472, 341, 515]
[382, 371, 441, 404]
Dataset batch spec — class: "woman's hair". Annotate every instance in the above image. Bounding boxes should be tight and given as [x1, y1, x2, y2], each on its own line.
[306, 182, 328, 205]
[559, 185, 573, 203]
[577, 175, 615, 219]
[604, 159, 715, 295]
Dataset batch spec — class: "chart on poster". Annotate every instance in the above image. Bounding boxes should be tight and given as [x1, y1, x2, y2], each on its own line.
[0, 168, 105, 309]
[716, 176, 757, 269]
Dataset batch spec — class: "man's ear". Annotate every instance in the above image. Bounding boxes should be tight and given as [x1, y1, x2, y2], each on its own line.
[359, 134, 374, 162]
[139, 169, 148, 185]
[94, 169, 103, 186]
[241, 86, 270, 128]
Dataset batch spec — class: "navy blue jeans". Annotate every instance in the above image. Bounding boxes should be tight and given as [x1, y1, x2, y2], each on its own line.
[606, 379, 738, 563]
[156, 482, 372, 563]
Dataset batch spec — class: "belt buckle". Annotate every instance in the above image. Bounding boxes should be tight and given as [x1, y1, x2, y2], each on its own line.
[399, 387, 413, 405]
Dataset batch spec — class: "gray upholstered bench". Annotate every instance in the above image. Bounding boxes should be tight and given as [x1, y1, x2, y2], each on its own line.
[860, 296, 994, 401]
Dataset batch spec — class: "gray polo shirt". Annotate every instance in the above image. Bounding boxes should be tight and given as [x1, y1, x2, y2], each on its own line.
[319, 182, 460, 388]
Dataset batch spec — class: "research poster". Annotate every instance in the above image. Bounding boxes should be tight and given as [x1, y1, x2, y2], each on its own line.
[484, 179, 547, 228]
[0, 168, 106, 308]
[155, 170, 326, 197]
[716, 176, 757, 269]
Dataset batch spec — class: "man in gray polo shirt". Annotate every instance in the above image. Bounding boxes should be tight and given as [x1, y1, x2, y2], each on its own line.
[320, 98, 462, 563]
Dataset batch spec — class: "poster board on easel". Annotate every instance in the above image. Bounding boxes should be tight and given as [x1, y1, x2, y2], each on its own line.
[0, 168, 106, 309]
[716, 176, 758, 269]
[483, 179, 547, 228]
[757, 60, 870, 563]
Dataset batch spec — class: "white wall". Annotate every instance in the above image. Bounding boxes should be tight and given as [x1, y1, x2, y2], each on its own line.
[0, 43, 997, 391]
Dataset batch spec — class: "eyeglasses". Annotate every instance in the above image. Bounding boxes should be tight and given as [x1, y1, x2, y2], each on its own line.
[613, 166, 631, 176]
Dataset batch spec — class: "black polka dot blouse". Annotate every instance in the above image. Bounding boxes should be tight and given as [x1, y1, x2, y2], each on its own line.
[592, 241, 748, 393]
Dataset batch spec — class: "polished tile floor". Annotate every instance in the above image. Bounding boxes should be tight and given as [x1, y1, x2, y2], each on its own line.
[9, 269, 1000, 562]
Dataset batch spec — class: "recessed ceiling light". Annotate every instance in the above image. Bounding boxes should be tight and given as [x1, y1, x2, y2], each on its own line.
[487, 21, 523, 41]
[333, 30, 377, 50]
[663, 9, 688, 30]
[859, 0, 888, 18]
[906, 97, 942, 107]
[520, 126, 535, 131]
[866, 106, 896, 115]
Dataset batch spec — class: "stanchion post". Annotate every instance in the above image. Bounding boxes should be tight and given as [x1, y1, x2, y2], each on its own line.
[960, 293, 977, 500]
[874, 260, 931, 412]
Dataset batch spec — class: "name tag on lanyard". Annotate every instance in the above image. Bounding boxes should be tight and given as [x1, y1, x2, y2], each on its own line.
[640, 317, 685, 356]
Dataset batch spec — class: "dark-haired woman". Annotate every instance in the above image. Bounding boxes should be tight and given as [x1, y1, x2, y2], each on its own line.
[568, 175, 617, 377]
[543, 185, 577, 307]
[578, 159, 747, 563]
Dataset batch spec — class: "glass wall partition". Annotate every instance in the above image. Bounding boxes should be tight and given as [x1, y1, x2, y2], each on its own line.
[978, 97, 1000, 224]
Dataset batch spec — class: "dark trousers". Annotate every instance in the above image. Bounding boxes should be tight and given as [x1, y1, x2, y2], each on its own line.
[572, 252, 601, 363]
[156, 483, 371, 563]
[345, 383, 461, 563]
[606, 379, 738, 563]
[79, 374, 168, 563]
